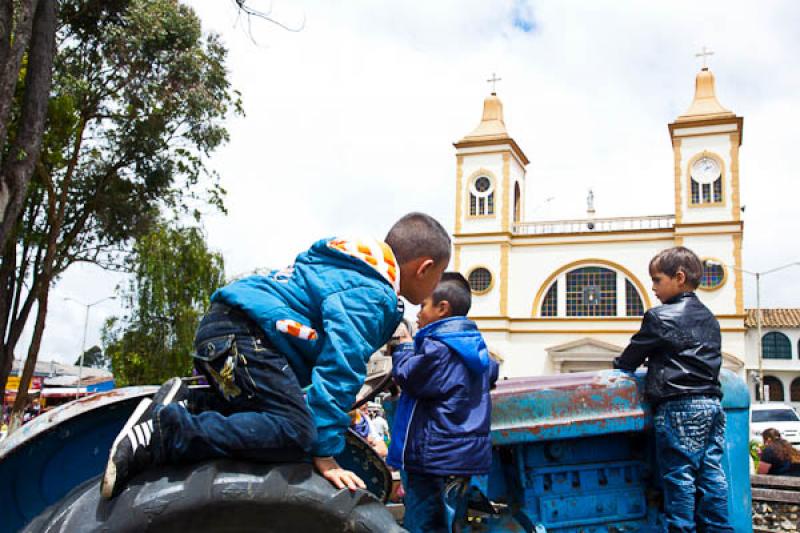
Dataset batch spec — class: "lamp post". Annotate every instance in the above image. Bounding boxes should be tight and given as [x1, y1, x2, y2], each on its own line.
[706, 260, 800, 402]
[64, 296, 116, 400]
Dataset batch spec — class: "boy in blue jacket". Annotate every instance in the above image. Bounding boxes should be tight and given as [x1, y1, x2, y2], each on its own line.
[388, 272, 498, 533]
[101, 213, 450, 499]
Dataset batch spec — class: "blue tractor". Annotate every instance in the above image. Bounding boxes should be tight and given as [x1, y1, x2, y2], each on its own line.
[0, 369, 751, 532]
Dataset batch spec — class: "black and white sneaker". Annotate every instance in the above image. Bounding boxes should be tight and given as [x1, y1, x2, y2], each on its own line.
[152, 377, 189, 409]
[100, 397, 156, 499]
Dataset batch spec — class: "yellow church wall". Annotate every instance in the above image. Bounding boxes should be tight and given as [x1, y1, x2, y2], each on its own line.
[504, 239, 664, 318]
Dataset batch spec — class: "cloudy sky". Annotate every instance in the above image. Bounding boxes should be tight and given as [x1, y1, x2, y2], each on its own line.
[33, 0, 800, 364]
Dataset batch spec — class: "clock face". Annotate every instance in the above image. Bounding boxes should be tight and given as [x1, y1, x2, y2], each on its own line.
[692, 156, 720, 183]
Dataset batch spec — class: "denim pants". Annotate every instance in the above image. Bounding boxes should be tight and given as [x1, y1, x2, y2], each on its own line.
[402, 471, 469, 533]
[152, 303, 316, 465]
[654, 395, 734, 533]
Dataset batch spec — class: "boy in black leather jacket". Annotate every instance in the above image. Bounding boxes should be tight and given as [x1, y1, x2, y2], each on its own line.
[613, 247, 733, 532]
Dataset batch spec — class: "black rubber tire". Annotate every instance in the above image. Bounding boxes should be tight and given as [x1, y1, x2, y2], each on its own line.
[24, 460, 405, 533]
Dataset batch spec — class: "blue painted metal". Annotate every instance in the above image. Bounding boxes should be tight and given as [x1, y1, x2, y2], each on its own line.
[0, 368, 752, 532]
[466, 369, 751, 532]
[0, 387, 390, 533]
[0, 387, 155, 533]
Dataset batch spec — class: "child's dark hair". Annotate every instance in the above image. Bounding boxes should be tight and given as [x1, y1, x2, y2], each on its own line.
[432, 272, 471, 317]
[649, 246, 703, 288]
[385, 212, 451, 265]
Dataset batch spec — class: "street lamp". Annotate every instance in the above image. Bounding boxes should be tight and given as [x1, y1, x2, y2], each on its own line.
[706, 260, 800, 402]
[64, 296, 116, 400]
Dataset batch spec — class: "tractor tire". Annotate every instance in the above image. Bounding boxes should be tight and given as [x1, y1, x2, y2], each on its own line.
[24, 460, 405, 533]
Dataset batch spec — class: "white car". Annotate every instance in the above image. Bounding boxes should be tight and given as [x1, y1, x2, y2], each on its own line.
[750, 402, 800, 447]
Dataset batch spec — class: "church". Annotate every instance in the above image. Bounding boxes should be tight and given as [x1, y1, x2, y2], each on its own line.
[453, 66, 746, 380]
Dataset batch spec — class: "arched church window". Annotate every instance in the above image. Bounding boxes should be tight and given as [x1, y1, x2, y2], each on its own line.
[625, 280, 644, 316]
[763, 376, 784, 402]
[469, 176, 495, 216]
[699, 260, 725, 290]
[467, 267, 493, 294]
[541, 282, 557, 317]
[513, 182, 521, 223]
[566, 267, 617, 317]
[763, 332, 792, 359]
[690, 155, 723, 205]
[791, 378, 800, 402]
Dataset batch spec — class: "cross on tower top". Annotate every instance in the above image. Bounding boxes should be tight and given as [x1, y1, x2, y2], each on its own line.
[695, 46, 714, 69]
[487, 72, 502, 94]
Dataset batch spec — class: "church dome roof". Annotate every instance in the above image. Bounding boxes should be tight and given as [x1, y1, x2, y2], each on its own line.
[675, 67, 735, 123]
[458, 93, 510, 142]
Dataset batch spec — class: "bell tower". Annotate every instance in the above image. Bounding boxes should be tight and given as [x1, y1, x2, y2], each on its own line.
[452, 88, 528, 316]
[668, 63, 744, 315]
[668, 66, 743, 226]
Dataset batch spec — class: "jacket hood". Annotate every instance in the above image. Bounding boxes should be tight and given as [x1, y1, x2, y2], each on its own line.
[417, 316, 490, 374]
[315, 237, 400, 294]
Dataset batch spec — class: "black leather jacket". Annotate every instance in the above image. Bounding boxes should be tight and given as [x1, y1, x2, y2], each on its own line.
[613, 292, 723, 403]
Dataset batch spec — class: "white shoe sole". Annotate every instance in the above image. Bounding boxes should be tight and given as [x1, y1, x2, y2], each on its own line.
[101, 397, 153, 499]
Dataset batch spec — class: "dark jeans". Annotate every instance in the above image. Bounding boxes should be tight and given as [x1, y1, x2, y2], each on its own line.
[152, 303, 316, 465]
[654, 395, 734, 533]
[402, 471, 469, 533]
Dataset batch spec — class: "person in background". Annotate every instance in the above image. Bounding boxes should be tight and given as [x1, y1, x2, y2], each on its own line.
[758, 428, 800, 476]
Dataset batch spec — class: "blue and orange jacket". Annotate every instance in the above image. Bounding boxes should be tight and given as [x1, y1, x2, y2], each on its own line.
[387, 316, 498, 476]
[212, 237, 403, 457]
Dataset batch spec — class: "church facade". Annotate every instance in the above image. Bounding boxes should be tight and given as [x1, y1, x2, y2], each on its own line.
[453, 68, 746, 379]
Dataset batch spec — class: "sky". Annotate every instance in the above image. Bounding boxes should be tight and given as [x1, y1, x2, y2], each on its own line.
[29, 0, 800, 364]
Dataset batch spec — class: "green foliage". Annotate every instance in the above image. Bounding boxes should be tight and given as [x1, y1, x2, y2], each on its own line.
[73, 345, 109, 369]
[750, 439, 763, 470]
[103, 223, 225, 386]
[19, 0, 241, 274]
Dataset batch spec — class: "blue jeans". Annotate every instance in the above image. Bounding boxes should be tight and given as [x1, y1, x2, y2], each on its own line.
[152, 303, 316, 464]
[654, 396, 734, 533]
[402, 471, 469, 533]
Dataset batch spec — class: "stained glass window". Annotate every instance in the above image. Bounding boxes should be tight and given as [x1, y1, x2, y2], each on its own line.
[625, 280, 644, 316]
[763, 332, 792, 360]
[713, 177, 722, 202]
[691, 179, 700, 204]
[468, 267, 492, 293]
[700, 262, 724, 289]
[541, 282, 557, 317]
[566, 267, 617, 317]
[470, 176, 495, 216]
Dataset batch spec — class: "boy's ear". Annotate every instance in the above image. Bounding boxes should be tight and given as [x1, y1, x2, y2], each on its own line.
[415, 258, 435, 277]
[437, 300, 452, 316]
[675, 269, 687, 286]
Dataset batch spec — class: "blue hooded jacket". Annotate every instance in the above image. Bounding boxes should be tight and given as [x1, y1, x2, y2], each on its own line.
[387, 316, 498, 476]
[212, 238, 403, 457]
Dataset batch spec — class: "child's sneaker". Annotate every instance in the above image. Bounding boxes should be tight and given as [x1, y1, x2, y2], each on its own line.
[152, 377, 189, 409]
[100, 398, 156, 499]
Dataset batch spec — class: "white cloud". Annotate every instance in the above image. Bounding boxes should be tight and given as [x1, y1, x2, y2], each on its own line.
[30, 0, 800, 364]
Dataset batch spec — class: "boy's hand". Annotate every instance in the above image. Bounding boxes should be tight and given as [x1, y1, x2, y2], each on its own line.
[312, 456, 366, 491]
[395, 323, 413, 344]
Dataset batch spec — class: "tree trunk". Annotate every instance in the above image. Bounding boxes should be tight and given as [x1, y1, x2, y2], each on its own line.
[0, 0, 56, 251]
[0, 0, 37, 165]
[9, 286, 48, 432]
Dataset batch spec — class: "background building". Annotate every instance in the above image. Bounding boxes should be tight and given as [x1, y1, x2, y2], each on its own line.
[454, 67, 746, 378]
[745, 309, 800, 405]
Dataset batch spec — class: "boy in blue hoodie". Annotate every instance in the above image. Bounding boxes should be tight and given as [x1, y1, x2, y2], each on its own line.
[101, 213, 451, 499]
[388, 273, 498, 533]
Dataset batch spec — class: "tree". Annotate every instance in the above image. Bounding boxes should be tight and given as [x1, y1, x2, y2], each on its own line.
[73, 345, 109, 369]
[0, 0, 57, 253]
[1, 0, 241, 420]
[103, 223, 225, 386]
